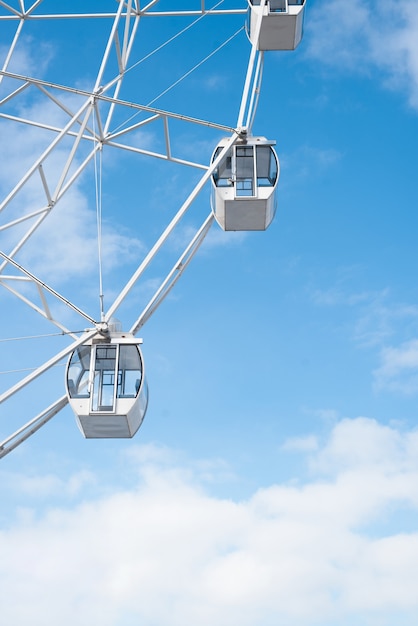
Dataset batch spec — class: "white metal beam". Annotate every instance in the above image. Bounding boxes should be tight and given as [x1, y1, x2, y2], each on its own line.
[130, 212, 215, 334]
[0, 394, 69, 459]
[0, 329, 98, 405]
[105, 132, 239, 322]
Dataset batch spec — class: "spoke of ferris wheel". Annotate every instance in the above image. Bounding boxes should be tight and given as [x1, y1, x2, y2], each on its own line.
[0, 65, 236, 184]
[104, 132, 239, 323]
[0, 394, 68, 460]
[141, 0, 162, 11]
[0, 121, 103, 285]
[0, 95, 92, 215]
[130, 212, 215, 335]
[53, 105, 98, 202]
[0, 1, 20, 19]
[0, 250, 97, 326]
[101, 3, 141, 135]
[139, 9, 248, 18]
[0, 142, 103, 284]
[21, 0, 44, 16]
[0, 12, 23, 87]
[237, 0, 266, 130]
[0, 69, 236, 136]
[0, 100, 229, 173]
[0, 329, 99, 406]
[0, 279, 82, 340]
[247, 51, 264, 130]
[0, 8, 248, 22]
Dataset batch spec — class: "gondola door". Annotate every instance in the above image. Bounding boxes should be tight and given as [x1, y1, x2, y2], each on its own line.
[91, 344, 118, 413]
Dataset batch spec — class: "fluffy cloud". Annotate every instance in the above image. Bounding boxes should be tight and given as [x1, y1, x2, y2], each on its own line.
[0, 36, 53, 79]
[307, 0, 418, 108]
[310, 279, 418, 350]
[1, 418, 418, 626]
[374, 339, 418, 393]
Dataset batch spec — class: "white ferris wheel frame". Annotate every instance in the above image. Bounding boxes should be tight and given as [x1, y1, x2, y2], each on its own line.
[0, 0, 269, 458]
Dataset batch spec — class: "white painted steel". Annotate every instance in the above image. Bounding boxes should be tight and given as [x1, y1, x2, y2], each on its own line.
[211, 136, 279, 231]
[0, 330, 99, 405]
[0, 394, 69, 460]
[105, 133, 238, 323]
[248, 0, 306, 51]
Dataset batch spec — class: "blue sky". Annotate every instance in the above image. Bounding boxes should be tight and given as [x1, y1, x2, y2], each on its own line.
[1, 1, 418, 624]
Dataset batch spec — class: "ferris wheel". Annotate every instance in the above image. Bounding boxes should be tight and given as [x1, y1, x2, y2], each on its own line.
[0, 0, 307, 458]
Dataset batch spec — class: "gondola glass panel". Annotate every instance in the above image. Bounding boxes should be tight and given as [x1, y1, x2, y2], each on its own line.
[236, 146, 255, 197]
[67, 345, 91, 398]
[117, 345, 142, 398]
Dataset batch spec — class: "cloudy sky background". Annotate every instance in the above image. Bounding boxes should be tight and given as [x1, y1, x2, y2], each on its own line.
[1, 1, 418, 624]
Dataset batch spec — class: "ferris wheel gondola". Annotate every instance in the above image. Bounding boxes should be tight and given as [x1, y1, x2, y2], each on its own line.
[66, 325, 148, 439]
[211, 135, 279, 231]
[248, 0, 307, 51]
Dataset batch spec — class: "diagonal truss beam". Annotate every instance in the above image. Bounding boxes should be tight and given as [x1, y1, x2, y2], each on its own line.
[0, 249, 98, 326]
[104, 132, 239, 322]
[0, 394, 68, 460]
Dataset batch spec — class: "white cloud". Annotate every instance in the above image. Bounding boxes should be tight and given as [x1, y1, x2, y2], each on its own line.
[307, 0, 418, 108]
[311, 407, 340, 423]
[203, 223, 247, 249]
[374, 338, 418, 394]
[283, 144, 342, 182]
[353, 300, 418, 348]
[24, 198, 144, 284]
[0, 36, 53, 80]
[310, 281, 418, 349]
[2, 468, 96, 499]
[281, 433, 319, 452]
[2, 419, 418, 625]
[311, 416, 406, 473]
